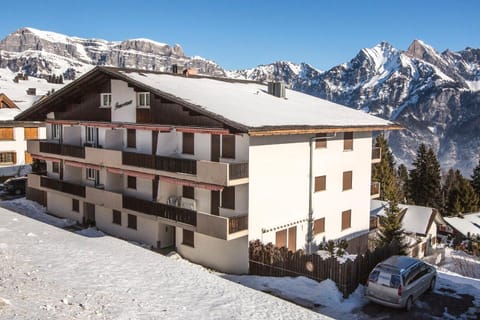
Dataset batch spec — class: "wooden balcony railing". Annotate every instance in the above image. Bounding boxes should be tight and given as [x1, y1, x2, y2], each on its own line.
[122, 195, 197, 226]
[40, 176, 86, 197]
[372, 147, 381, 162]
[39, 141, 85, 158]
[228, 214, 248, 233]
[122, 151, 197, 175]
[229, 163, 248, 180]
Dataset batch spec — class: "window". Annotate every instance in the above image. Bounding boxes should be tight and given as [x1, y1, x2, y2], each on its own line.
[182, 229, 194, 247]
[52, 124, 61, 140]
[52, 161, 60, 173]
[182, 132, 194, 155]
[86, 168, 98, 181]
[221, 186, 235, 210]
[341, 210, 351, 230]
[315, 133, 327, 149]
[275, 226, 297, 251]
[72, 199, 79, 212]
[315, 175, 326, 192]
[314, 218, 325, 235]
[85, 126, 97, 146]
[100, 93, 112, 107]
[127, 129, 136, 148]
[343, 132, 353, 150]
[113, 210, 122, 225]
[127, 214, 137, 230]
[127, 176, 137, 189]
[221, 135, 235, 159]
[183, 186, 194, 199]
[0, 152, 16, 164]
[24, 151, 33, 164]
[137, 92, 150, 108]
[0, 128, 13, 140]
[343, 171, 352, 191]
[24, 127, 38, 140]
[276, 229, 287, 248]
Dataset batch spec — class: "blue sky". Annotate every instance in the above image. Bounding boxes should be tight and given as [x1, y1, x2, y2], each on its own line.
[2, 0, 478, 70]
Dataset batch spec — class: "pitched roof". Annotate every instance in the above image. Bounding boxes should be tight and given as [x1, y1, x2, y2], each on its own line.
[444, 213, 480, 237]
[16, 67, 402, 135]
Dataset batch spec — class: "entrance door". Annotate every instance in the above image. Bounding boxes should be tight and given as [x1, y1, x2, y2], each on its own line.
[211, 135, 220, 162]
[83, 202, 95, 226]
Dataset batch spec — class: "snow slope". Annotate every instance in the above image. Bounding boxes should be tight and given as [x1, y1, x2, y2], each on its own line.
[0, 200, 329, 320]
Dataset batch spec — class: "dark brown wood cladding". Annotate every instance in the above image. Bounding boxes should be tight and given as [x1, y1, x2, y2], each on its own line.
[342, 210, 351, 230]
[315, 133, 327, 148]
[315, 175, 326, 192]
[182, 132, 194, 154]
[54, 78, 111, 121]
[343, 171, 352, 191]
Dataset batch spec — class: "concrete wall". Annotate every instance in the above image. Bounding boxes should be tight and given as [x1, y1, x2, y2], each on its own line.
[176, 229, 248, 274]
[47, 192, 82, 222]
[64, 126, 82, 146]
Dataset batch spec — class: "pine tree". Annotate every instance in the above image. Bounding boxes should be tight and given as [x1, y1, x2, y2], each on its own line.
[409, 144, 442, 209]
[397, 164, 409, 203]
[442, 169, 479, 216]
[372, 134, 399, 202]
[376, 200, 407, 254]
[472, 160, 480, 199]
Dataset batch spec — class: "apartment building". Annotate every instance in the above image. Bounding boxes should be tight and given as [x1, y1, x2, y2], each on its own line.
[0, 93, 45, 177]
[16, 67, 399, 273]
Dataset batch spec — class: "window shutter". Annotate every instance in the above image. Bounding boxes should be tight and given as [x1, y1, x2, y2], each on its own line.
[127, 176, 137, 189]
[182, 186, 194, 199]
[182, 229, 194, 247]
[182, 132, 194, 154]
[314, 218, 325, 235]
[128, 214, 137, 230]
[315, 175, 326, 192]
[342, 210, 351, 230]
[275, 229, 287, 248]
[24, 127, 38, 140]
[127, 129, 136, 148]
[343, 171, 352, 191]
[221, 135, 235, 158]
[288, 226, 297, 251]
[25, 151, 33, 164]
[343, 132, 353, 150]
[0, 128, 13, 140]
[221, 186, 235, 210]
[315, 133, 327, 148]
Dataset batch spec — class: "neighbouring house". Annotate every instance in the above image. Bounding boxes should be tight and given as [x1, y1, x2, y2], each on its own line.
[370, 200, 446, 258]
[0, 93, 45, 180]
[16, 66, 399, 273]
[444, 212, 480, 239]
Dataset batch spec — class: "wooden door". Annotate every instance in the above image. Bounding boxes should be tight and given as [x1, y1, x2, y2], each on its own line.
[211, 135, 220, 162]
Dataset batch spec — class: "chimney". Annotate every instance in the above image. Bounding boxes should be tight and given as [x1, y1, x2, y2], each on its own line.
[267, 81, 286, 98]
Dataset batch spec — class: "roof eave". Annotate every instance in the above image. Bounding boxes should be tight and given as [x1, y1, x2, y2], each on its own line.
[247, 124, 403, 136]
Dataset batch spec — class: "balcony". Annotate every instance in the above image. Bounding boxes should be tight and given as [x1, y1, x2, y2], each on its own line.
[36, 141, 85, 158]
[86, 186, 122, 211]
[40, 176, 86, 197]
[371, 181, 380, 199]
[372, 147, 381, 163]
[122, 194, 197, 226]
[122, 151, 197, 175]
[196, 212, 248, 240]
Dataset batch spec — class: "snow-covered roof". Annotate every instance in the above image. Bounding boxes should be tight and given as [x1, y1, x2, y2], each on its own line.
[370, 200, 438, 236]
[117, 69, 396, 130]
[444, 213, 480, 237]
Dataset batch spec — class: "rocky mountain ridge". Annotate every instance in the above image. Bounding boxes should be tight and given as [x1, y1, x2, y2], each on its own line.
[1, 27, 479, 175]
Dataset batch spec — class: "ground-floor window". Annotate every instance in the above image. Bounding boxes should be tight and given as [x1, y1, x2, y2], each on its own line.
[127, 214, 137, 230]
[182, 229, 194, 247]
[113, 210, 122, 225]
[0, 152, 16, 164]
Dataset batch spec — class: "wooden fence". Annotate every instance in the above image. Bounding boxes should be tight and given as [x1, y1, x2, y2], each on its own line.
[249, 239, 400, 297]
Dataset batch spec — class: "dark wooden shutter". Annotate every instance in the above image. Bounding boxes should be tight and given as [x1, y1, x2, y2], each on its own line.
[182, 229, 194, 247]
[25, 151, 33, 164]
[72, 199, 79, 212]
[276, 229, 287, 248]
[127, 129, 136, 148]
[182, 132, 194, 154]
[314, 218, 325, 235]
[221, 186, 235, 210]
[211, 135, 220, 162]
[113, 210, 121, 225]
[343, 171, 352, 190]
[127, 176, 137, 189]
[182, 186, 194, 199]
[222, 135, 235, 159]
[342, 210, 351, 230]
[288, 226, 297, 251]
[315, 133, 327, 148]
[315, 175, 326, 192]
[211, 190, 220, 215]
[343, 132, 353, 150]
[128, 214, 137, 230]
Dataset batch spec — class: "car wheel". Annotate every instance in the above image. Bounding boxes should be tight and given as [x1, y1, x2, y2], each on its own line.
[405, 296, 413, 312]
[429, 277, 436, 291]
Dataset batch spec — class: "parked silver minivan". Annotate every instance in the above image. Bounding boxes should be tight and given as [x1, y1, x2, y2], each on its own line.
[365, 255, 436, 311]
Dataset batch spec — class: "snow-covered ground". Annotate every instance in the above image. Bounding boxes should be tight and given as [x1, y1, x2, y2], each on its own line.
[1, 198, 479, 319]
[0, 199, 330, 320]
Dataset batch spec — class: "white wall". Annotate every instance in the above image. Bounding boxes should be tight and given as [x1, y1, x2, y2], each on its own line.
[176, 229, 248, 274]
[136, 130, 151, 154]
[248, 132, 373, 250]
[111, 80, 137, 123]
[63, 165, 82, 184]
[0, 126, 45, 167]
[47, 192, 82, 222]
[104, 129, 123, 149]
[219, 184, 248, 218]
[123, 175, 152, 201]
[156, 131, 178, 156]
[64, 126, 82, 146]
